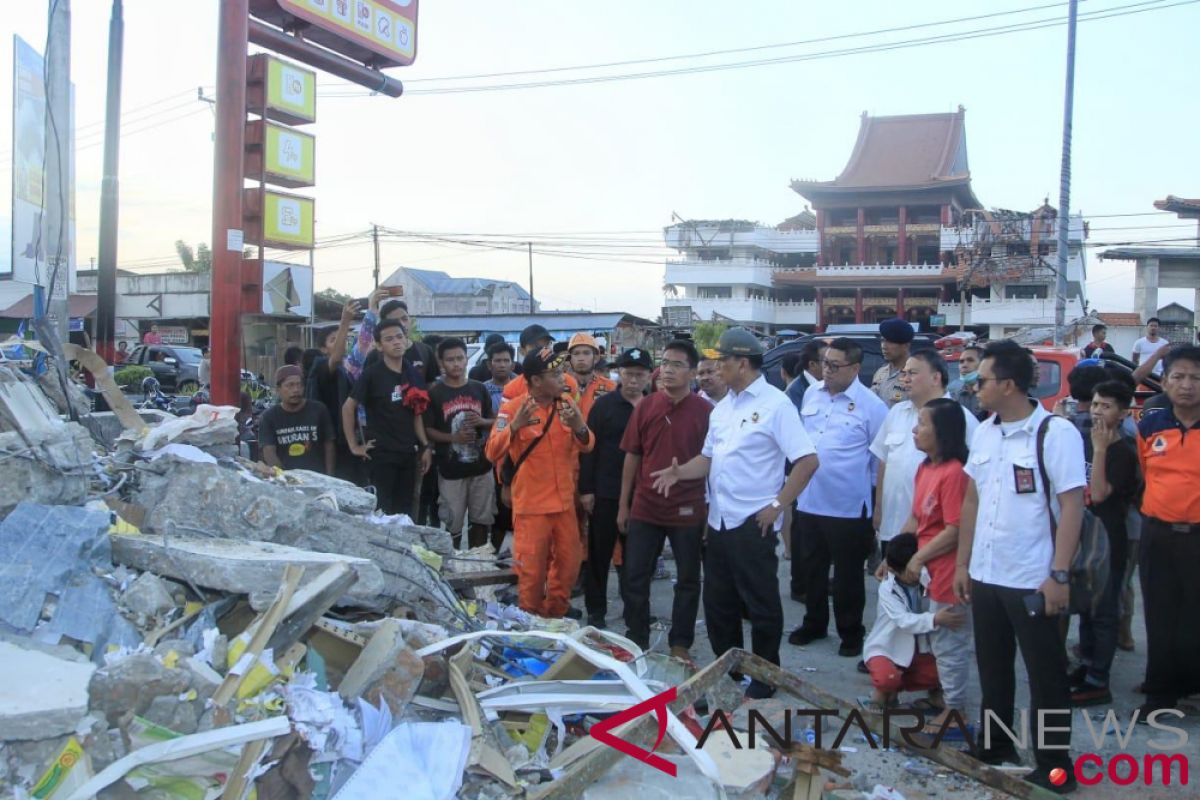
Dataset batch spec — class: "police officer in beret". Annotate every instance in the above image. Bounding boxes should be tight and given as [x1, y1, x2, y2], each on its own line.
[873, 318, 914, 408]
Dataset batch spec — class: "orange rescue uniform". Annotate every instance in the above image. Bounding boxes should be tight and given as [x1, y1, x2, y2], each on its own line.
[502, 371, 580, 402]
[486, 396, 595, 617]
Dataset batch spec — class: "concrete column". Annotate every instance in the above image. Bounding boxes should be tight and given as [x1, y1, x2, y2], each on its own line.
[856, 208, 866, 264]
[854, 288, 864, 324]
[898, 206, 908, 264]
[816, 209, 826, 266]
[897, 288, 905, 319]
[1132, 258, 1159, 324]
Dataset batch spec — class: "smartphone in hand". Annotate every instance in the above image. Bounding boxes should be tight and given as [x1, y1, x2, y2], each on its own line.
[1023, 592, 1046, 617]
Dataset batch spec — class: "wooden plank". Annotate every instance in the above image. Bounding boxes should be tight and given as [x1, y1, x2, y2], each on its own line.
[212, 565, 304, 708]
[220, 738, 269, 800]
[734, 652, 1059, 800]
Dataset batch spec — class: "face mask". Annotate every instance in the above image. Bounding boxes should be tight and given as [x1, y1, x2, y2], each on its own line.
[962, 371, 979, 385]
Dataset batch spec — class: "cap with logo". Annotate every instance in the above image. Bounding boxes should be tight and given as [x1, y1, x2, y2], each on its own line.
[519, 324, 554, 349]
[522, 346, 569, 377]
[615, 348, 653, 369]
[715, 327, 764, 357]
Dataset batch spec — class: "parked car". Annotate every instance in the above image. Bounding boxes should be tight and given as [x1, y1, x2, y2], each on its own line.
[125, 344, 203, 393]
[763, 330, 939, 390]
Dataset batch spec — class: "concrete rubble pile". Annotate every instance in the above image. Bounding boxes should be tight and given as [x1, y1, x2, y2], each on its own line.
[1, 357, 1024, 800]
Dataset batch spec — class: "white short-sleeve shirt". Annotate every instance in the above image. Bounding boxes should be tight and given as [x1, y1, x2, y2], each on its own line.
[796, 378, 889, 519]
[965, 402, 1087, 590]
[1132, 336, 1170, 375]
[869, 396, 980, 541]
[701, 374, 816, 532]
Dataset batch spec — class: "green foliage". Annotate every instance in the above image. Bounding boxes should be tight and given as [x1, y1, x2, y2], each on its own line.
[175, 240, 212, 273]
[114, 365, 152, 387]
[692, 322, 728, 353]
[242, 380, 272, 402]
[316, 287, 352, 305]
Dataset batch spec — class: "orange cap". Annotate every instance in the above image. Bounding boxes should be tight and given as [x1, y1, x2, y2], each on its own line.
[568, 333, 600, 353]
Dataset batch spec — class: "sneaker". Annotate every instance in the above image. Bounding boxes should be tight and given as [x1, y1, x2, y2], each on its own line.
[787, 628, 827, 646]
[669, 645, 691, 661]
[838, 641, 863, 658]
[745, 681, 776, 700]
[1070, 684, 1112, 707]
[1024, 766, 1077, 794]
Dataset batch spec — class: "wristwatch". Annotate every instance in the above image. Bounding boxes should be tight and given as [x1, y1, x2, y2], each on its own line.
[1050, 569, 1070, 585]
[770, 499, 782, 510]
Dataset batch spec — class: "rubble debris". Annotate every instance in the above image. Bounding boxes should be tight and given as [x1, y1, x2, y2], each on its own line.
[63, 343, 148, 436]
[281, 468, 379, 515]
[0, 638, 96, 741]
[135, 404, 240, 452]
[110, 533, 385, 609]
[338, 619, 425, 716]
[0, 365, 61, 434]
[329, 721, 472, 800]
[38, 368, 92, 418]
[0, 426, 93, 514]
[87, 653, 192, 728]
[119, 572, 176, 619]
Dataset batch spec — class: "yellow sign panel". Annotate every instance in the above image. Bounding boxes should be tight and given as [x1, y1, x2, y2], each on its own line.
[263, 191, 315, 249]
[265, 123, 315, 186]
[266, 57, 317, 124]
[270, 0, 419, 67]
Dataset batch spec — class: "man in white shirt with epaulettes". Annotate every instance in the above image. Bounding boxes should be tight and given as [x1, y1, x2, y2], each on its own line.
[788, 337, 889, 658]
[651, 327, 818, 700]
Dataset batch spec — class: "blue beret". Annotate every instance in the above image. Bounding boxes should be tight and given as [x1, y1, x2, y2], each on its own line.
[879, 318, 915, 344]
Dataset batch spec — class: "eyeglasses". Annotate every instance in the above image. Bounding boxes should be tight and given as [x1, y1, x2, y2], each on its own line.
[659, 359, 690, 371]
[821, 359, 857, 372]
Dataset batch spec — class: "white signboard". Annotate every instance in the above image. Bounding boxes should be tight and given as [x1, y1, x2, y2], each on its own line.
[261, 260, 313, 318]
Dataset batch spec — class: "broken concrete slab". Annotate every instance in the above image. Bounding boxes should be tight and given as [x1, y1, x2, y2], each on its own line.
[0, 366, 61, 435]
[0, 426, 94, 515]
[142, 695, 201, 736]
[338, 619, 425, 716]
[132, 459, 453, 611]
[37, 369, 91, 418]
[0, 503, 111, 634]
[0, 638, 96, 741]
[109, 534, 385, 608]
[281, 469, 378, 515]
[88, 654, 192, 728]
[699, 732, 778, 798]
[120, 572, 177, 619]
[80, 409, 171, 451]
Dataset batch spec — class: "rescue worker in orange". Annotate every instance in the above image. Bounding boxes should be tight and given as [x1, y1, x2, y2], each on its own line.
[502, 324, 580, 402]
[567, 333, 615, 418]
[486, 347, 595, 618]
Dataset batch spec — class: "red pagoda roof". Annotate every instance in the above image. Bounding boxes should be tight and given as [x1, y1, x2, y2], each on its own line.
[791, 108, 981, 208]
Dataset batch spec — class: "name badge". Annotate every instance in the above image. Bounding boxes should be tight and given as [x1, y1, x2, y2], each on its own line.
[1013, 465, 1037, 494]
[679, 506, 694, 517]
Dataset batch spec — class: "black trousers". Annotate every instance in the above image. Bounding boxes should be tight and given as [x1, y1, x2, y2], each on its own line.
[971, 579, 1072, 771]
[1139, 518, 1200, 707]
[491, 476, 513, 552]
[584, 498, 626, 620]
[704, 519, 782, 691]
[789, 511, 808, 599]
[624, 519, 704, 650]
[797, 511, 874, 645]
[369, 455, 417, 517]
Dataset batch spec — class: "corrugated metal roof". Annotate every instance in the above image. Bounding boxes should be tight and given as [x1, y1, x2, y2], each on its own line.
[399, 267, 532, 301]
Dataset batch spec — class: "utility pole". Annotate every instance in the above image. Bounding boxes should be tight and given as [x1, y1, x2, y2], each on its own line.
[43, 0, 71, 342]
[372, 224, 381, 289]
[1053, 0, 1078, 346]
[527, 242, 535, 315]
[95, 0, 123, 364]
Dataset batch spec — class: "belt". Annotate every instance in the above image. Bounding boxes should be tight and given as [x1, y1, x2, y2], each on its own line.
[1145, 517, 1200, 534]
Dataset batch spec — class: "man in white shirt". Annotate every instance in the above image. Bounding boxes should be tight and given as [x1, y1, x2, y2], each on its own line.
[871, 351, 979, 566]
[953, 340, 1086, 794]
[788, 338, 888, 657]
[1131, 317, 1170, 377]
[652, 328, 818, 699]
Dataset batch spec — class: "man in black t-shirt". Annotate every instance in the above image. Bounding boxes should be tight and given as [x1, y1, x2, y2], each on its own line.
[426, 338, 496, 549]
[261, 365, 335, 474]
[307, 298, 362, 483]
[343, 319, 433, 517]
[1071, 380, 1141, 707]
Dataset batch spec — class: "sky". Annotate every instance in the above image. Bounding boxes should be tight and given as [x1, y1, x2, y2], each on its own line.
[1, 0, 1199, 319]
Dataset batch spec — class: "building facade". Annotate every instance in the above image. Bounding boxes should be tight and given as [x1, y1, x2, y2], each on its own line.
[663, 109, 1087, 340]
[381, 267, 537, 316]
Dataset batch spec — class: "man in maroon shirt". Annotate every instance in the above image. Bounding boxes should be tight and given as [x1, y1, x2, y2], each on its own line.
[618, 339, 711, 659]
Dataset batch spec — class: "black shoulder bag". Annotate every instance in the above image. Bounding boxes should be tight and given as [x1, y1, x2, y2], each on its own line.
[498, 406, 557, 507]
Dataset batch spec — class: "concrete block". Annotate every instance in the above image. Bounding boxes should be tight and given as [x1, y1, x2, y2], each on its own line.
[282, 469, 378, 515]
[120, 572, 177, 619]
[0, 639, 96, 741]
[80, 409, 171, 450]
[143, 695, 200, 735]
[88, 654, 191, 728]
[338, 618, 425, 715]
[0, 427, 93, 516]
[110, 534, 385, 607]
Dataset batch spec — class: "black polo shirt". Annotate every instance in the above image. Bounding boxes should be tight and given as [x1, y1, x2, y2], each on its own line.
[579, 387, 640, 500]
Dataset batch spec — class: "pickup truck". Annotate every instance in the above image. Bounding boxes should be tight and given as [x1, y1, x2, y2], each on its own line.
[125, 344, 203, 393]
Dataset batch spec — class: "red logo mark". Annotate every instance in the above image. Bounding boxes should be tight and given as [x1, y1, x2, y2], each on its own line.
[590, 687, 677, 777]
[1050, 767, 1068, 786]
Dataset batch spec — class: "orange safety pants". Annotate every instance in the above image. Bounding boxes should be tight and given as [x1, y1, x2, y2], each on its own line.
[513, 509, 582, 618]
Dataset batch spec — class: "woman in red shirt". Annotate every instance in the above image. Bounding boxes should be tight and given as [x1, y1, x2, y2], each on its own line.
[899, 397, 972, 737]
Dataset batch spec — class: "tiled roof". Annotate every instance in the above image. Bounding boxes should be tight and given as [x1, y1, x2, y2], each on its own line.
[1096, 312, 1144, 327]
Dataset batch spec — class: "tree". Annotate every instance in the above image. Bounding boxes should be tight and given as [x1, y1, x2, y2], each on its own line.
[175, 240, 212, 273]
[692, 322, 728, 352]
[316, 287, 352, 305]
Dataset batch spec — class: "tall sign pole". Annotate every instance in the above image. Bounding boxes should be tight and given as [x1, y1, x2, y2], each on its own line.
[95, 0, 123, 364]
[1053, 0, 1078, 346]
[209, 0, 250, 406]
[44, 0, 71, 341]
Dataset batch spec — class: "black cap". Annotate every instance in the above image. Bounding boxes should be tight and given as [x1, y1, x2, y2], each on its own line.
[522, 346, 569, 377]
[715, 327, 764, 357]
[615, 348, 653, 369]
[483, 333, 505, 349]
[520, 324, 554, 349]
[879, 318, 915, 344]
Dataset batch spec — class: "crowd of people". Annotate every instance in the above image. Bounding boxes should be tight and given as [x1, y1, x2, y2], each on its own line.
[243, 294, 1199, 795]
